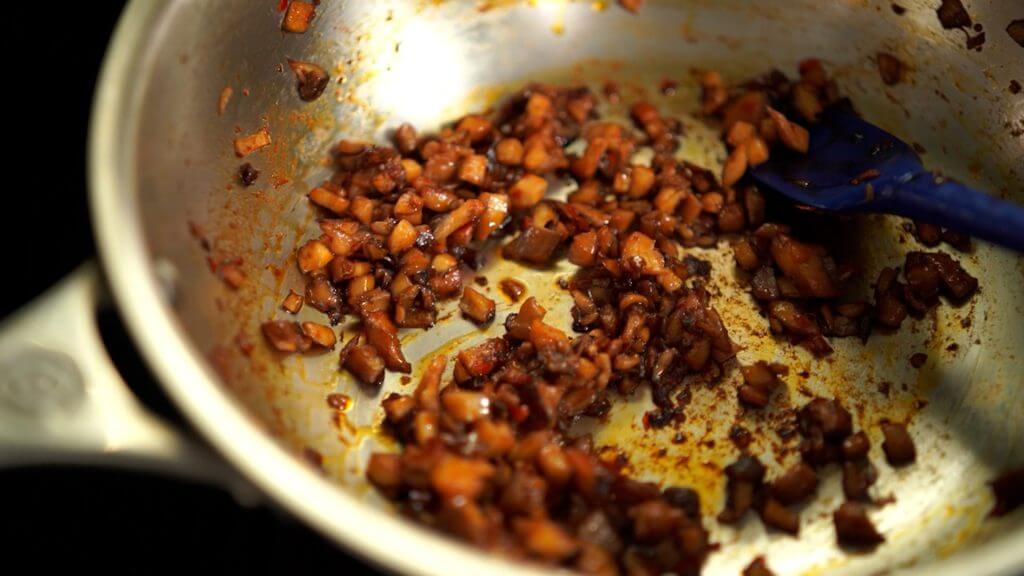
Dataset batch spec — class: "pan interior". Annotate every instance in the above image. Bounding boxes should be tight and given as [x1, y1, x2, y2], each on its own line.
[123, 1, 1024, 574]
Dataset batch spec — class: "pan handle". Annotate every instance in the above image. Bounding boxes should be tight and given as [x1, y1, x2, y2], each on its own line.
[0, 263, 258, 503]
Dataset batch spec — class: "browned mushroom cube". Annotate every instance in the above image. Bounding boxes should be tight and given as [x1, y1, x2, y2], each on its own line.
[509, 175, 548, 210]
[281, 1, 316, 33]
[309, 186, 349, 215]
[459, 286, 496, 325]
[343, 344, 386, 387]
[301, 322, 337, 349]
[262, 321, 312, 353]
[297, 239, 334, 273]
[281, 290, 304, 314]
[458, 154, 488, 186]
[234, 127, 272, 157]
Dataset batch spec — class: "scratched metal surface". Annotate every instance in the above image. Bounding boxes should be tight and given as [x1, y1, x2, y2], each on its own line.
[123, 1, 1023, 574]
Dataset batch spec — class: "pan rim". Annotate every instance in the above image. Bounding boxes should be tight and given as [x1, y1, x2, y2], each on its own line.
[87, 1, 1024, 575]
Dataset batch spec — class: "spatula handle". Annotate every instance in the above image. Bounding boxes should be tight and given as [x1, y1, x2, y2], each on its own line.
[877, 172, 1024, 252]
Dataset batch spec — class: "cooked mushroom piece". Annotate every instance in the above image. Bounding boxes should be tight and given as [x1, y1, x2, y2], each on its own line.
[342, 343, 386, 387]
[459, 286, 496, 325]
[281, 290, 304, 314]
[281, 1, 316, 33]
[234, 127, 272, 157]
[503, 226, 563, 265]
[834, 502, 885, 546]
[287, 59, 330, 101]
[301, 322, 337, 349]
[880, 422, 916, 466]
[262, 321, 312, 353]
[363, 312, 411, 373]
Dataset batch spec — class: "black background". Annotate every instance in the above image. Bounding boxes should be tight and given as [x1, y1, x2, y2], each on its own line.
[2, 5, 374, 572]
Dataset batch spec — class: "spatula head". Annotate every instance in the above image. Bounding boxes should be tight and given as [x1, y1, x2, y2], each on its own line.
[751, 103, 925, 211]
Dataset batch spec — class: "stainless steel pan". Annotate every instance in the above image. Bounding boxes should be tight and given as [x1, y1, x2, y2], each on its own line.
[1, 1, 1021, 574]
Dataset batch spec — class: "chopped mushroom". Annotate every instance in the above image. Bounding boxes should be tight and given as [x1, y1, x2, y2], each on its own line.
[503, 225, 563, 265]
[364, 312, 411, 373]
[297, 239, 334, 273]
[766, 107, 809, 153]
[342, 342, 386, 387]
[431, 454, 494, 499]
[496, 138, 524, 166]
[301, 322, 337, 349]
[515, 518, 580, 561]
[771, 462, 818, 505]
[309, 185, 350, 215]
[234, 127, 272, 157]
[760, 498, 800, 534]
[499, 278, 527, 302]
[441, 390, 491, 423]
[282, 290, 304, 314]
[880, 422, 916, 466]
[842, 431, 871, 460]
[366, 453, 402, 496]
[620, 231, 665, 275]
[287, 59, 330, 101]
[842, 459, 878, 501]
[281, 1, 316, 33]
[262, 321, 312, 353]
[722, 145, 749, 187]
[509, 174, 548, 209]
[459, 286, 496, 325]
[719, 455, 765, 523]
[834, 502, 885, 546]
[743, 557, 777, 576]
[738, 361, 786, 408]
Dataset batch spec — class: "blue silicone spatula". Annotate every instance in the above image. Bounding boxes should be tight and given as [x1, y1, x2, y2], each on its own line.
[750, 104, 1024, 252]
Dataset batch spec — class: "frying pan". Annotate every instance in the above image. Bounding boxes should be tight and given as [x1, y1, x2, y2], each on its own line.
[1, 1, 1021, 574]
